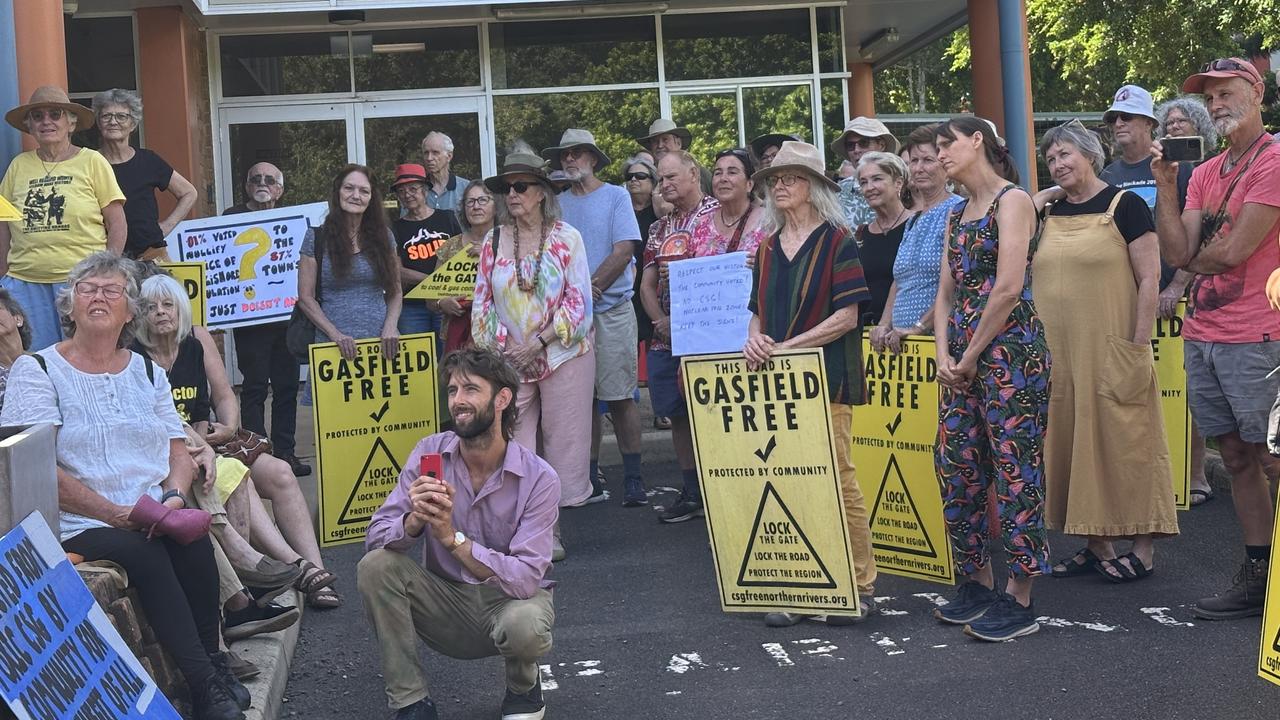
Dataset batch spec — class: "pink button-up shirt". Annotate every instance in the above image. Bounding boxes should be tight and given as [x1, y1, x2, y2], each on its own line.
[365, 432, 559, 599]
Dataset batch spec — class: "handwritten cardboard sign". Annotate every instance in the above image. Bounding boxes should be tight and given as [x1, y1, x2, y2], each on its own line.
[669, 251, 751, 356]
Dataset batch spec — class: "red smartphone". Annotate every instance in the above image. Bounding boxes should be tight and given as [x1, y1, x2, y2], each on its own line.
[419, 453, 443, 480]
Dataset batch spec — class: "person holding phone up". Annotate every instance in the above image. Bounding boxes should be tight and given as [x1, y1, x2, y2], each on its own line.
[358, 348, 558, 720]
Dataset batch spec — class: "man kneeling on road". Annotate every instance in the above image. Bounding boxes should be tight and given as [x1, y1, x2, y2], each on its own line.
[359, 348, 558, 720]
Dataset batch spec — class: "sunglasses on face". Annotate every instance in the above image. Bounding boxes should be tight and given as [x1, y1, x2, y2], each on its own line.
[98, 112, 132, 125]
[624, 172, 652, 182]
[497, 181, 536, 195]
[848, 137, 877, 150]
[27, 109, 64, 122]
[248, 175, 279, 187]
[1107, 112, 1146, 124]
[767, 174, 805, 188]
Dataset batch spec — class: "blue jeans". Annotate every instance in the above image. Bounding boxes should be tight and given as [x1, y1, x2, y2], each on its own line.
[1, 276, 68, 351]
[398, 300, 443, 351]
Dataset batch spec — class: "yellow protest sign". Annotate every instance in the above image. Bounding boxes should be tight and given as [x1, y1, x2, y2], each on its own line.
[157, 261, 207, 326]
[405, 248, 478, 301]
[0, 195, 19, 222]
[1260, 502, 1280, 686]
[311, 333, 439, 547]
[853, 334, 954, 585]
[1152, 302, 1191, 510]
[682, 350, 859, 617]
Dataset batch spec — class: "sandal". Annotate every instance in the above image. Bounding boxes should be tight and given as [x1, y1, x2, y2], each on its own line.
[293, 559, 338, 595]
[307, 585, 343, 609]
[1051, 548, 1101, 578]
[1190, 488, 1215, 507]
[653, 416, 672, 430]
[1096, 553, 1154, 584]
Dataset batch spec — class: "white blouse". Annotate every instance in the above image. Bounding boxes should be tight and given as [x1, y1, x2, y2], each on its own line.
[0, 348, 186, 540]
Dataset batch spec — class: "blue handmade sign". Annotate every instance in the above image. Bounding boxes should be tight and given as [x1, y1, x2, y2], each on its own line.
[0, 513, 180, 719]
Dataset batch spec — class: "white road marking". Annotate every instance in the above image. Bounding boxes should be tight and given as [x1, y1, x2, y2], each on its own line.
[1036, 616, 1123, 632]
[666, 653, 707, 674]
[761, 643, 795, 667]
[872, 596, 909, 615]
[666, 691, 682, 696]
[792, 638, 838, 658]
[574, 660, 603, 677]
[913, 592, 949, 607]
[869, 632, 906, 656]
[538, 665, 558, 691]
[1140, 607, 1195, 627]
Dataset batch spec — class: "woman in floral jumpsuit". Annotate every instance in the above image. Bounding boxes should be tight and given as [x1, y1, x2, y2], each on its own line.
[929, 117, 1052, 642]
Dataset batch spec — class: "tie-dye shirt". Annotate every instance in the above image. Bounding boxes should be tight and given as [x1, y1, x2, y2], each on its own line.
[472, 221, 594, 381]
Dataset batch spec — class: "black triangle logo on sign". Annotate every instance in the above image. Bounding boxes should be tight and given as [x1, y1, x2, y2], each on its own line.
[1273, 624, 1280, 653]
[868, 454, 939, 558]
[736, 482, 837, 589]
[337, 436, 403, 526]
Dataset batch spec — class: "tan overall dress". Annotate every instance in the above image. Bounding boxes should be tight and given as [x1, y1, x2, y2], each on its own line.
[1033, 190, 1179, 537]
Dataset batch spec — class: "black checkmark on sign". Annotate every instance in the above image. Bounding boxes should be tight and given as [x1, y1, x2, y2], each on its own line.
[885, 412, 903, 436]
[370, 400, 390, 423]
[754, 435, 778, 463]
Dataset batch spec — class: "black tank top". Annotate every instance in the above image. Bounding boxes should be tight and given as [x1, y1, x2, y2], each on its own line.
[143, 334, 211, 425]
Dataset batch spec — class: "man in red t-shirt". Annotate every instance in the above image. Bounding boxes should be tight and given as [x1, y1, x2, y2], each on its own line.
[1153, 57, 1280, 620]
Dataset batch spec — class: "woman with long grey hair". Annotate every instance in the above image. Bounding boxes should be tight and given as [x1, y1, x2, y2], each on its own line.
[741, 140, 878, 626]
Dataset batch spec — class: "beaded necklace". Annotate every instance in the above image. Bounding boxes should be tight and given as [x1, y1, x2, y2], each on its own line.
[513, 219, 551, 292]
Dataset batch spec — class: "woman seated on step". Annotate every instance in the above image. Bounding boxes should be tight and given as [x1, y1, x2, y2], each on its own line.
[133, 272, 343, 609]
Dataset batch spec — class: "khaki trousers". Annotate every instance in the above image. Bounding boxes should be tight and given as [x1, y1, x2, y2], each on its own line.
[830, 403, 878, 595]
[357, 549, 555, 710]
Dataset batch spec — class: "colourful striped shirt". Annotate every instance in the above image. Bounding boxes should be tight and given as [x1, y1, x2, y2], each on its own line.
[749, 221, 871, 405]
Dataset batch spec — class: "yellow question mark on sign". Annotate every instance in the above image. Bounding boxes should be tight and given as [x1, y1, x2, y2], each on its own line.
[234, 227, 272, 300]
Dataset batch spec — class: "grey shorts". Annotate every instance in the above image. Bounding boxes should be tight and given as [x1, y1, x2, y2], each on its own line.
[1184, 340, 1280, 444]
[592, 301, 639, 401]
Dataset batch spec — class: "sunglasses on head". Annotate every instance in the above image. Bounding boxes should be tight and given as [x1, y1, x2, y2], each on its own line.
[27, 108, 64, 122]
[624, 171, 652, 182]
[249, 174, 279, 187]
[1201, 58, 1252, 74]
[497, 181, 537, 195]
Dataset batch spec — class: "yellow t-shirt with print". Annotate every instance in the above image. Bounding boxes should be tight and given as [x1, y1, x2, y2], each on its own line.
[0, 148, 125, 283]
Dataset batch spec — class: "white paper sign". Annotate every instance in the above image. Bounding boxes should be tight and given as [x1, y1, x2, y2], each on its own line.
[669, 251, 752, 356]
[164, 203, 326, 329]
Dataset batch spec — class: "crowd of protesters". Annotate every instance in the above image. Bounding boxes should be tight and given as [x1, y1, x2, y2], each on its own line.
[1, 54, 1278, 720]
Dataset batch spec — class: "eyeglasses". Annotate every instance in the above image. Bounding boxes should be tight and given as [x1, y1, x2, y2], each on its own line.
[98, 112, 133, 126]
[464, 195, 493, 207]
[393, 183, 425, 195]
[27, 109, 64, 122]
[1107, 112, 1139, 124]
[847, 137, 878, 150]
[767, 174, 806, 188]
[496, 181, 536, 195]
[74, 282, 125, 300]
[624, 172, 652, 182]
[248, 174, 279, 187]
[716, 147, 755, 168]
[1201, 58, 1252, 74]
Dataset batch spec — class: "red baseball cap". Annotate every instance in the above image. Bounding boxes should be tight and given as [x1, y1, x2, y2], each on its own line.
[1182, 57, 1264, 93]
[390, 163, 428, 190]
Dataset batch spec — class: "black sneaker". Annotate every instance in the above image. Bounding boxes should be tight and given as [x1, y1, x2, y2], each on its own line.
[659, 495, 704, 524]
[281, 454, 312, 477]
[193, 673, 245, 720]
[1193, 558, 1268, 620]
[395, 697, 439, 720]
[963, 593, 1040, 641]
[501, 682, 545, 720]
[209, 652, 251, 710]
[934, 581, 1000, 625]
[224, 601, 300, 642]
[622, 476, 648, 507]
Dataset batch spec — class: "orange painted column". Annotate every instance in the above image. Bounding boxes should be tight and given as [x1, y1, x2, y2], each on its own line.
[967, 0, 1004, 132]
[1013, 3, 1038, 190]
[13, 1, 68, 150]
[848, 63, 876, 118]
[136, 6, 203, 220]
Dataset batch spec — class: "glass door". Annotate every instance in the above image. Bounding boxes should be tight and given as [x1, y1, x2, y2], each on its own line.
[355, 97, 492, 210]
[219, 103, 356, 211]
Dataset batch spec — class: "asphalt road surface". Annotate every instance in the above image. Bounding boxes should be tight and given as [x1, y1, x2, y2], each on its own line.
[282, 461, 1277, 720]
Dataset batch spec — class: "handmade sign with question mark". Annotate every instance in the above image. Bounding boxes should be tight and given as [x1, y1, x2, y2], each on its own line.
[165, 202, 327, 330]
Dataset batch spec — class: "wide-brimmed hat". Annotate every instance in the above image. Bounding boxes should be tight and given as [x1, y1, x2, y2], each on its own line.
[635, 118, 692, 149]
[5, 85, 95, 133]
[389, 163, 428, 191]
[1182, 57, 1264, 93]
[541, 129, 612, 171]
[750, 133, 801, 160]
[483, 150, 569, 194]
[829, 117, 899, 156]
[1102, 84, 1156, 124]
[752, 141, 840, 192]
